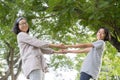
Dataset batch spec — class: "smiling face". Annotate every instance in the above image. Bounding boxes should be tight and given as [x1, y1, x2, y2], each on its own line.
[96, 28, 106, 40]
[18, 19, 29, 33]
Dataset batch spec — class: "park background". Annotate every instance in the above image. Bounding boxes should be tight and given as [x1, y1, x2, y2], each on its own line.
[0, 0, 120, 80]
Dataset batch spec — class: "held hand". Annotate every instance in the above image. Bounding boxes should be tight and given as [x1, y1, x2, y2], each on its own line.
[61, 49, 68, 53]
[58, 49, 68, 54]
[54, 49, 68, 54]
[57, 44, 67, 49]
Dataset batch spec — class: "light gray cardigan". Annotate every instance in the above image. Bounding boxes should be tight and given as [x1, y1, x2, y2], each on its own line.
[17, 32, 54, 79]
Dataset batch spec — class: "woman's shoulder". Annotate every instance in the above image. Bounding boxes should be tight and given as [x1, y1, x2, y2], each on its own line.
[17, 32, 29, 39]
[96, 40, 104, 42]
[18, 32, 28, 36]
[93, 40, 105, 44]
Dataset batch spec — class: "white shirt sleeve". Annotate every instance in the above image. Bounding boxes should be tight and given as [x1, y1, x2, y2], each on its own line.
[92, 40, 105, 49]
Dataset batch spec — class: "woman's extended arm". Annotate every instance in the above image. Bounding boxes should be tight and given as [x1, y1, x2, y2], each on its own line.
[65, 43, 94, 48]
[18, 32, 65, 49]
[54, 48, 92, 54]
[48, 44, 65, 49]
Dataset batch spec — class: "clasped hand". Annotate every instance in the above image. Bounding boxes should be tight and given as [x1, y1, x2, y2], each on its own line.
[55, 44, 68, 54]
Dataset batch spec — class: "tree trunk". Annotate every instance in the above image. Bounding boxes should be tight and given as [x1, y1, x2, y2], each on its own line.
[9, 48, 15, 80]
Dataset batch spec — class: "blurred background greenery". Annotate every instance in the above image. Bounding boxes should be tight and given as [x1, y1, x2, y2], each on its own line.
[0, 0, 120, 80]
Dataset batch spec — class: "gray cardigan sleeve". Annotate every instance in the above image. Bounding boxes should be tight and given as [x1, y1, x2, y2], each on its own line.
[40, 48, 54, 54]
[17, 32, 49, 48]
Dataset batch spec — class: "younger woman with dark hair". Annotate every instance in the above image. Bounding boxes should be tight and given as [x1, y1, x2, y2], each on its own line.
[13, 17, 64, 80]
[60, 27, 111, 80]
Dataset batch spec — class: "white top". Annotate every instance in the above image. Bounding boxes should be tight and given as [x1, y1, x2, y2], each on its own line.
[17, 32, 54, 79]
[80, 40, 105, 79]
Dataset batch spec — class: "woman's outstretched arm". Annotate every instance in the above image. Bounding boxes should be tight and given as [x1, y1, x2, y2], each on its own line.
[65, 43, 94, 48]
[54, 48, 92, 54]
[49, 44, 66, 49]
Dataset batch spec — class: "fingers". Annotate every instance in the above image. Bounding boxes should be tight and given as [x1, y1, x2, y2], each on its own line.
[54, 49, 67, 54]
[61, 49, 67, 52]
[58, 44, 67, 49]
[59, 49, 68, 54]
